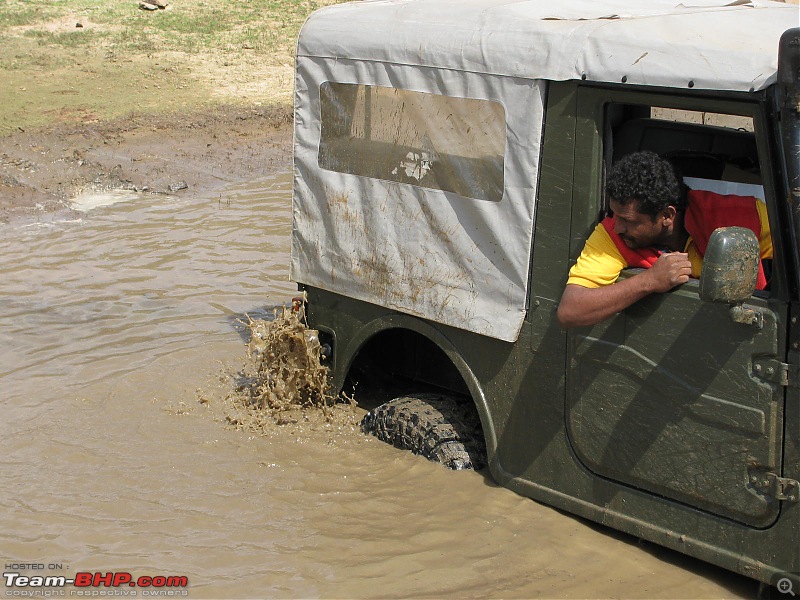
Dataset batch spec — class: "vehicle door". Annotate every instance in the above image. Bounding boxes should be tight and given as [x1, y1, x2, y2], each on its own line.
[564, 91, 789, 528]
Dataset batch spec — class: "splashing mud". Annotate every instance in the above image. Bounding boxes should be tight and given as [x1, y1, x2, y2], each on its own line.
[224, 304, 360, 436]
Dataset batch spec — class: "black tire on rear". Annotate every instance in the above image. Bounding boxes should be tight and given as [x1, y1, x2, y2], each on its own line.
[360, 393, 487, 470]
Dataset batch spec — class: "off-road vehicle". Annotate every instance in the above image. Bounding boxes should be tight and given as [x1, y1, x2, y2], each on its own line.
[290, 0, 800, 586]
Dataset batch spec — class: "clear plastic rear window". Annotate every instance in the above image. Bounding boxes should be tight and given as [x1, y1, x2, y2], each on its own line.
[318, 82, 506, 202]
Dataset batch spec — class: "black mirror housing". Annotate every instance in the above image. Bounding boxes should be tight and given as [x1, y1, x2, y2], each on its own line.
[699, 226, 760, 304]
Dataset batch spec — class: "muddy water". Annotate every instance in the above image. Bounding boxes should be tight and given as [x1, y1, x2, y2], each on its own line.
[1, 174, 759, 599]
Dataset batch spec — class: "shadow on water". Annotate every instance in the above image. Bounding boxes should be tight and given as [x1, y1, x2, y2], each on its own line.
[474, 465, 760, 597]
[568, 506, 761, 598]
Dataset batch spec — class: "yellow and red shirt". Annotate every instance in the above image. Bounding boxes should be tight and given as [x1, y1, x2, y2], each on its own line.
[567, 195, 772, 289]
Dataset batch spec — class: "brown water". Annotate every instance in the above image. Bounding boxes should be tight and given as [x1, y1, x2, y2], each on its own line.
[1, 174, 760, 598]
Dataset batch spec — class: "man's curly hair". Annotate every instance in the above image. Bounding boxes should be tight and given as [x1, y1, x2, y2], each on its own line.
[606, 151, 687, 217]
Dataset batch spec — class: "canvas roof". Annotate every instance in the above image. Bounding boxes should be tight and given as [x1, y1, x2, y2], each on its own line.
[298, 0, 797, 92]
[291, 0, 797, 343]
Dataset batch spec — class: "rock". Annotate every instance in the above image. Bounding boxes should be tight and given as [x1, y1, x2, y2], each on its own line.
[138, 1, 158, 10]
[168, 181, 188, 193]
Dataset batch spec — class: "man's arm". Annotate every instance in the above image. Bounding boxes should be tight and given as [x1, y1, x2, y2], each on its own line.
[557, 252, 692, 328]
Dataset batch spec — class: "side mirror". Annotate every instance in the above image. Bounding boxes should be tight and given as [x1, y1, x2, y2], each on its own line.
[699, 226, 760, 304]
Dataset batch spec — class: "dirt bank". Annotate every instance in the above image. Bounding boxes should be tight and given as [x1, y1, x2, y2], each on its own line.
[0, 104, 293, 223]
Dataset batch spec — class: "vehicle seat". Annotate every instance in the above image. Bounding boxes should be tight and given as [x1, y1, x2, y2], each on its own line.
[612, 117, 760, 184]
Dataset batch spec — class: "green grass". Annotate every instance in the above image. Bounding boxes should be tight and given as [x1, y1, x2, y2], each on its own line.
[1, 0, 336, 55]
[0, 6, 43, 28]
[23, 27, 103, 48]
[0, 0, 347, 131]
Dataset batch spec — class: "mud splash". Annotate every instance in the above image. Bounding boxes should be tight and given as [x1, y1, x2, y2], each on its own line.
[224, 304, 360, 436]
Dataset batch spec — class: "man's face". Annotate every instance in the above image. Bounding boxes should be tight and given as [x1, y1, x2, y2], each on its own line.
[609, 198, 669, 249]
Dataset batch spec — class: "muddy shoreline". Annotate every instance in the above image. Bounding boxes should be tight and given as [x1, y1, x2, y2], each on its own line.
[0, 104, 294, 223]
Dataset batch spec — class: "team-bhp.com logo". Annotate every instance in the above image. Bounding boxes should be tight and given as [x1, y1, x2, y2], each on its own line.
[4, 571, 189, 597]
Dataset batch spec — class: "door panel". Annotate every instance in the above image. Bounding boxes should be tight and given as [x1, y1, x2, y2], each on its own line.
[566, 281, 785, 527]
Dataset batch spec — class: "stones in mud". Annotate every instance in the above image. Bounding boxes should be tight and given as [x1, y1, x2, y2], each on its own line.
[138, 0, 168, 10]
[1, 173, 22, 187]
[168, 181, 188, 193]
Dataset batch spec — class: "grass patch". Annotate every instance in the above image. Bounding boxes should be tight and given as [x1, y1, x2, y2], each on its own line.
[0, 0, 347, 130]
[0, 6, 44, 28]
[2, 0, 339, 54]
[23, 27, 103, 48]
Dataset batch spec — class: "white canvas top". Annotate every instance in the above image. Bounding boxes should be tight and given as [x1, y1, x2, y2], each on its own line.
[291, 0, 796, 343]
[298, 0, 797, 92]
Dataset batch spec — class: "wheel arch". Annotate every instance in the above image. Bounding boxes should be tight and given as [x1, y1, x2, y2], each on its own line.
[337, 314, 497, 457]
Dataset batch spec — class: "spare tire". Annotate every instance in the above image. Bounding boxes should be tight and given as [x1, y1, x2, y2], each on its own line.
[361, 393, 487, 470]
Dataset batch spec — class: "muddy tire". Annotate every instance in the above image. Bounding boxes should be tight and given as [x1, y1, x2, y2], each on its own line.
[361, 393, 487, 470]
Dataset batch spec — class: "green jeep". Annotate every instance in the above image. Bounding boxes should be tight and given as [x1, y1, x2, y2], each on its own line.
[289, 0, 800, 586]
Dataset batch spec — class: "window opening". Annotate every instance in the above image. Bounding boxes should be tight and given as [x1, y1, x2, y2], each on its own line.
[606, 104, 772, 292]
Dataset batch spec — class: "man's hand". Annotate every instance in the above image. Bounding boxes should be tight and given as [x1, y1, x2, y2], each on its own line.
[646, 252, 692, 293]
[557, 252, 692, 329]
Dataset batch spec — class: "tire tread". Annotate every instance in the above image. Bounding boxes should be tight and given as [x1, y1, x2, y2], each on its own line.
[361, 393, 486, 470]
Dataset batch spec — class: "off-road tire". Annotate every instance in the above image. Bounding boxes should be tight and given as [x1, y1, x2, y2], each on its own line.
[361, 393, 487, 470]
